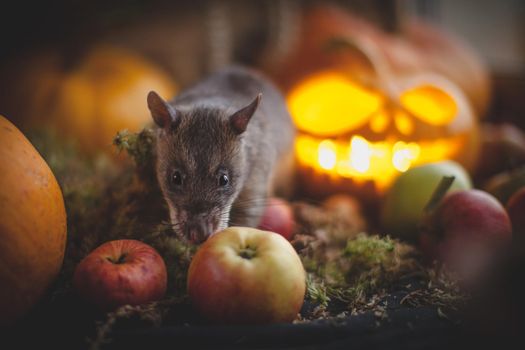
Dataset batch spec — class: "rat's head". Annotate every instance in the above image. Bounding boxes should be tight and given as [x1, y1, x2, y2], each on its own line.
[147, 91, 260, 244]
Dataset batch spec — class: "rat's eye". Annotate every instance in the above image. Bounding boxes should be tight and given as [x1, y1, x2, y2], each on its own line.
[218, 174, 229, 187]
[170, 170, 183, 187]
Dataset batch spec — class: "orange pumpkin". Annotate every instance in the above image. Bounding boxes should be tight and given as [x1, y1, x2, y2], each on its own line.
[266, 5, 490, 118]
[283, 37, 479, 200]
[0, 116, 67, 326]
[1, 46, 177, 154]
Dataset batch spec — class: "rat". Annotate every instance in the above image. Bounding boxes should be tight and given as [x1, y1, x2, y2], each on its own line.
[147, 66, 295, 243]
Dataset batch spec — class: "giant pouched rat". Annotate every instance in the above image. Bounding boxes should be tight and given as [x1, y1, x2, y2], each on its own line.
[147, 66, 295, 243]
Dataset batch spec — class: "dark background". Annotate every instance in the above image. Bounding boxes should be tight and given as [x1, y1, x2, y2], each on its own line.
[1, 0, 524, 127]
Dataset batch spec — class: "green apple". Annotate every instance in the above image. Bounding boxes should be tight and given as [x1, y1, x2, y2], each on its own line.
[381, 160, 472, 240]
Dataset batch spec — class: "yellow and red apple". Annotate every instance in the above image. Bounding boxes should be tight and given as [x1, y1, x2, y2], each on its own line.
[187, 227, 306, 324]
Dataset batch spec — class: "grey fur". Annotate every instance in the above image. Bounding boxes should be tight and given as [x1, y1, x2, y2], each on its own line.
[151, 66, 295, 243]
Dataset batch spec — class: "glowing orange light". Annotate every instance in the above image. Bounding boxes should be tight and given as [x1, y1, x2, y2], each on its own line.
[349, 136, 372, 173]
[287, 71, 383, 136]
[394, 111, 414, 135]
[287, 67, 477, 194]
[294, 134, 464, 191]
[392, 141, 420, 172]
[318, 140, 337, 170]
[370, 111, 390, 133]
[400, 85, 457, 126]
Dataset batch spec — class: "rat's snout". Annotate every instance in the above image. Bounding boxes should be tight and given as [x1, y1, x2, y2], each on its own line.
[184, 213, 220, 244]
[185, 221, 212, 244]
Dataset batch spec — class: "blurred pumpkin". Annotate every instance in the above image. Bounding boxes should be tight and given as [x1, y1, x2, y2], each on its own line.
[285, 36, 479, 200]
[266, 5, 490, 118]
[0, 52, 61, 128]
[0, 116, 67, 326]
[0, 46, 177, 154]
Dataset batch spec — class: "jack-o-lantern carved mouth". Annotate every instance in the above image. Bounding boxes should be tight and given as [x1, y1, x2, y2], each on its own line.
[295, 133, 466, 191]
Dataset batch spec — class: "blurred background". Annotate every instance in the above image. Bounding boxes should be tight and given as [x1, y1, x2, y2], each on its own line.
[2, 0, 525, 208]
[2, 0, 525, 202]
[1, 0, 524, 125]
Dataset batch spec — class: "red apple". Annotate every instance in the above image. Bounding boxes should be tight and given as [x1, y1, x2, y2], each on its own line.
[420, 190, 512, 286]
[187, 227, 306, 324]
[476, 123, 525, 179]
[506, 187, 525, 236]
[257, 197, 295, 240]
[73, 239, 167, 311]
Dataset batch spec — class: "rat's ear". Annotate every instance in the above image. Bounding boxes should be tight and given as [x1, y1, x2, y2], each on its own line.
[230, 93, 261, 135]
[147, 91, 178, 128]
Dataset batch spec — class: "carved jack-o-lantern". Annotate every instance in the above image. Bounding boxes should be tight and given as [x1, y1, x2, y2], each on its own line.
[285, 38, 479, 199]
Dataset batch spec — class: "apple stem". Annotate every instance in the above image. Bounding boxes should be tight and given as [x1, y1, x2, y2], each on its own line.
[424, 176, 456, 213]
[107, 253, 127, 264]
[239, 247, 256, 260]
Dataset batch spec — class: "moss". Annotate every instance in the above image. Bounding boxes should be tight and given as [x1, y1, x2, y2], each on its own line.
[141, 224, 197, 294]
[29, 129, 193, 293]
[344, 234, 395, 264]
[343, 234, 417, 292]
[297, 228, 438, 317]
[28, 130, 119, 277]
[305, 273, 331, 308]
[22, 128, 466, 344]
[113, 128, 156, 170]
[89, 296, 188, 350]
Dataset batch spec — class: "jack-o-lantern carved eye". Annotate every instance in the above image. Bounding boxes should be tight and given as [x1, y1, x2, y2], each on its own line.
[400, 85, 458, 126]
[287, 71, 383, 136]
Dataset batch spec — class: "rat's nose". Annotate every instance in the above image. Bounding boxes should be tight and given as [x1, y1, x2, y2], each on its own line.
[185, 219, 214, 244]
